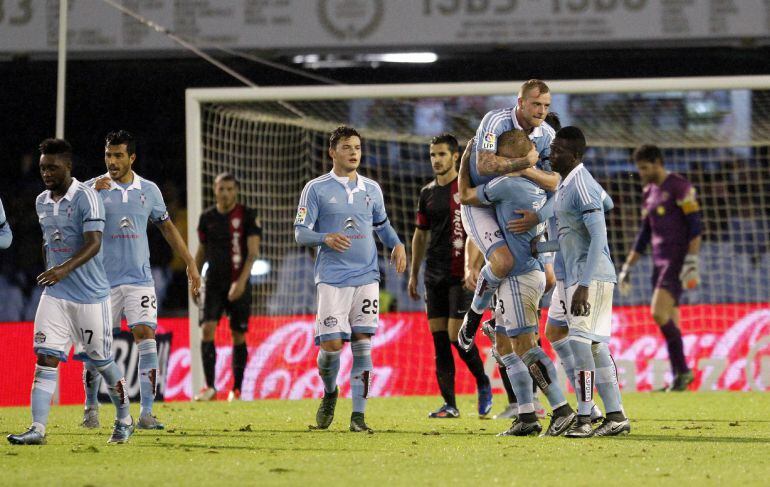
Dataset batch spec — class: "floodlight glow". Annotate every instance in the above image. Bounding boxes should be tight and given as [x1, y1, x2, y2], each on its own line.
[251, 258, 271, 277]
[374, 52, 438, 64]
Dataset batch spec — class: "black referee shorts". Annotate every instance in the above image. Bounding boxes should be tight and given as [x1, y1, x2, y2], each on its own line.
[201, 282, 251, 333]
[425, 280, 472, 320]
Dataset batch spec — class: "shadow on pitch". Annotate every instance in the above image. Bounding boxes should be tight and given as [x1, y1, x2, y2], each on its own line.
[613, 434, 770, 444]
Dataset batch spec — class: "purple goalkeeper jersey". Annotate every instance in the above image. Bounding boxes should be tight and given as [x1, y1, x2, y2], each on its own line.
[640, 173, 698, 263]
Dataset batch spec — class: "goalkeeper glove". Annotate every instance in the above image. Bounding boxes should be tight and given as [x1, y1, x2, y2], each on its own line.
[679, 254, 701, 289]
[618, 263, 632, 296]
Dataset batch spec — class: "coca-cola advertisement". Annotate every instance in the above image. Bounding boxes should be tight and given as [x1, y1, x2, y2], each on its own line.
[0, 303, 768, 406]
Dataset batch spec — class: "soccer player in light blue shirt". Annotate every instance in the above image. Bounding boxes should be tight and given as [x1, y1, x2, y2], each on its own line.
[550, 126, 629, 438]
[459, 129, 577, 436]
[0, 196, 12, 249]
[80, 131, 201, 431]
[458, 80, 561, 352]
[295, 126, 406, 433]
[8, 139, 133, 446]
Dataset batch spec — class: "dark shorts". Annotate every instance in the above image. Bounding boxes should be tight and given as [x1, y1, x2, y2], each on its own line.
[425, 280, 472, 320]
[202, 283, 251, 333]
[652, 260, 683, 305]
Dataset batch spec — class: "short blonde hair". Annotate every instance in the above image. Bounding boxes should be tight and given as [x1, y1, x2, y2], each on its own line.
[519, 79, 550, 99]
[497, 129, 531, 159]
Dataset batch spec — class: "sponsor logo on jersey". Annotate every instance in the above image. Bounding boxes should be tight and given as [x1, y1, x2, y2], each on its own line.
[34, 332, 46, 344]
[329, 196, 337, 204]
[323, 316, 338, 328]
[295, 207, 307, 225]
[232, 218, 241, 229]
[481, 132, 497, 150]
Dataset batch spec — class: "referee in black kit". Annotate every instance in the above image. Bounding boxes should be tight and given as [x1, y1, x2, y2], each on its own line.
[408, 134, 492, 418]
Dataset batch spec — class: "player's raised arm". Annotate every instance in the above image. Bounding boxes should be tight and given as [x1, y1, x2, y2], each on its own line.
[458, 141, 482, 206]
[0, 197, 12, 249]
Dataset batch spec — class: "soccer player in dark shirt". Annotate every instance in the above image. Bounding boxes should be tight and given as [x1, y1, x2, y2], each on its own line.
[194, 173, 262, 401]
[408, 134, 492, 418]
[619, 145, 703, 391]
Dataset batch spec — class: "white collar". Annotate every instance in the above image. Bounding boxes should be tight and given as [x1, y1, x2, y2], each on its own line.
[329, 170, 366, 191]
[511, 105, 544, 138]
[329, 170, 366, 204]
[103, 171, 143, 191]
[43, 178, 80, 205]
[558, 163, 585, 190]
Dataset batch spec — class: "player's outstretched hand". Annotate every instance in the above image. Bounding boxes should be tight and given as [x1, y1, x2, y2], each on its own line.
[464, 267, 480, 292]
[187, 266, 202, 300]
[507, 209, 539, 234]
[679, 254, 700, 289]
[618, 264, 632, 296]
[525, 146, 539, 167]
[391, 244, 407, 273]
[570, 285, 591, 317]
[94, 177, 112, 191]
[324, 232, 351, 252]
[37, 265, 69, 286]
[228, 281, 246, 302]
[407, 276, 420, 300]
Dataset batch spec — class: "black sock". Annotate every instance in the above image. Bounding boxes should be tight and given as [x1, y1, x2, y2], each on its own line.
[499, 365, 517, 404]
[432, 331, 456, 408]
[520, 412, 537, 423]
[660, 321, 689, 374]
[464, 309, 483, 336]
[553, 403, 573, 417]
[232, 343, 248, 391]
[606, 411, 626, 422]
[452, 341, 490, 388]
[201, 340, 217, 389]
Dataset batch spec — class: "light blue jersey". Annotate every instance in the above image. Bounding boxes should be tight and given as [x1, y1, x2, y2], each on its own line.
[478, 176, 547, 276]
[0, 196, 11, 249]
[85, 172, 169, 287]
[554, 164, 617, 288]
[547, 189, 614, 281]
[295, 171, 396, 287]
[471, 107, 555, 187]
[35, 178, 110, 304]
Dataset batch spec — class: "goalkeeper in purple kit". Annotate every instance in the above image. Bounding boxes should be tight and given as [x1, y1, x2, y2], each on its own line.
[618, 144, 703, 391]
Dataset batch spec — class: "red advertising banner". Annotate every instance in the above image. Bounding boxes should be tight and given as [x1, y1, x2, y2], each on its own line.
[1, 303, 768, 406]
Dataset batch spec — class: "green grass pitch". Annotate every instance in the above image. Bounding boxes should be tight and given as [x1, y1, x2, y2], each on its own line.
[1, 393, 769, 486]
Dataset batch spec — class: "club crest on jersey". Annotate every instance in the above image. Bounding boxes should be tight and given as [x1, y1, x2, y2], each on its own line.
[66, 205, 74, 220]
[140, 192, 147, 207]
[481, 132, 497, 150]
[323, 316, 338, 328]
[656, 206, 666, 216]
[365, 195, 372, 207]
[295, 207, 307, 225]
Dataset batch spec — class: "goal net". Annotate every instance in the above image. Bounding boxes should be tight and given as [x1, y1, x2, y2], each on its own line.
[185, 77, 770, 399]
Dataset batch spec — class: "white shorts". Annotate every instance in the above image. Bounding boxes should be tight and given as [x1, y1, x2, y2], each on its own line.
[494, 269, 545, 337]
[566, 281, 615, 343]
[315, 282, 379, 345]
[110, 284, 158, 330]
[546, 280, 568, 327]
[461, 204, 506, 259]
[33, 294, 113, 363]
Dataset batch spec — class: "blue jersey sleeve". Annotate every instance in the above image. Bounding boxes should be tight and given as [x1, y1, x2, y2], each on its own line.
[295, 181, 319, 229]
[479, 177, 507, 204]
[475, 109, 515, 158]
[575, 173, 603, 213]
[370, 183, 388, 227]
[601, 190, 614, 212]
[148, 184, 170, 223]
[79, 189, 105, 233]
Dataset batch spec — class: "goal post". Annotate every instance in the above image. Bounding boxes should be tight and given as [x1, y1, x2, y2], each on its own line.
[185, 76, 770, 397]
